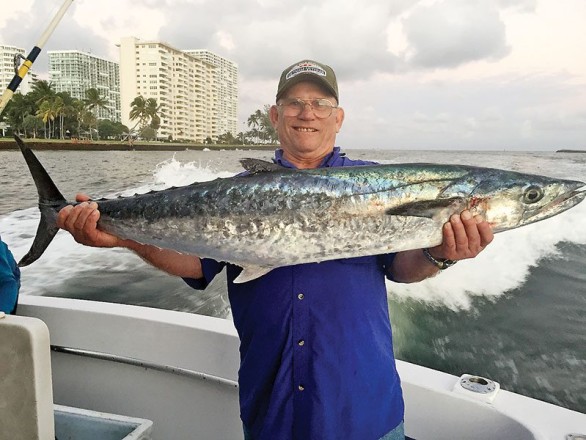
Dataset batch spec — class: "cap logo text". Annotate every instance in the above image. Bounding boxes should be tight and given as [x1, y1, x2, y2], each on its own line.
[286, 62, 327, 80]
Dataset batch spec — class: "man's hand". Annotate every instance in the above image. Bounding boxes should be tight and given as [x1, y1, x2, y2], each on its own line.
[390, 210, 494, 283]
[427, 209, 494, 261]
[57, 193, 124, 248]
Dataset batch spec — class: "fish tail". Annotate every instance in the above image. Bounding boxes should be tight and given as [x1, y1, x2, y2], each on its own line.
[15, 135, 69, 267]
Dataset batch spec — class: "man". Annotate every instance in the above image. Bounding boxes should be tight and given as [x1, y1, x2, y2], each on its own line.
[57, 60, 493, 440]
[0, 236, 20, 314]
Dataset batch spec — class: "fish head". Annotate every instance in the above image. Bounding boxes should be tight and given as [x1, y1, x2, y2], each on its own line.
[470, 171, 585, 232]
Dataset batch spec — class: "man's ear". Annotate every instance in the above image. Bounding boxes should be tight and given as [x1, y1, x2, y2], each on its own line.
[336, 106, 345, 132]
[269, 105, 279, 128]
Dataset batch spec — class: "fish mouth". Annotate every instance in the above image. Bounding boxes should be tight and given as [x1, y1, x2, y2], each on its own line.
[545, 183, 586, 212]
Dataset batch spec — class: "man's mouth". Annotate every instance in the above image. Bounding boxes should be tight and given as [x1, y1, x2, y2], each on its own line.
[295, 127, 317, 132]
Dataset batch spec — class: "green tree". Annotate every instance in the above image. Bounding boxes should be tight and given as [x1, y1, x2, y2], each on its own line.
[98, 119, 128, 139]
[29, 80, 56, 106]
[246, 105, 277, 144]
[4, 93, 36, 135]
[217, 132, 240, 144]
[36, 99, 58, 139]
[71, 99, 86, 138]
[129, 95, 161, 141]
[84, 88, 109, 140]
[139, 126, 156, 141]
[50, 96, 65, 139]
[23, 114, 44, 138]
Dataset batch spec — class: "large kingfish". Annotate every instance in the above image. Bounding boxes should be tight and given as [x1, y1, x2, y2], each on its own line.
[16, 136, 585, 283]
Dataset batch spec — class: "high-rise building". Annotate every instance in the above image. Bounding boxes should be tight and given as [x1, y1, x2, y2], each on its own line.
[0, 44, 38, 94]
[119, 37, 238, 142]
[48, 50, 121, 121]
[184, 49, 238, 138]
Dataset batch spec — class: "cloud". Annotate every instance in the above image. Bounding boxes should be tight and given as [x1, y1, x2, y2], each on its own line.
[398, 0, 511, 69]
[157, 0, 401, 80]
[0, 0, 111, 78]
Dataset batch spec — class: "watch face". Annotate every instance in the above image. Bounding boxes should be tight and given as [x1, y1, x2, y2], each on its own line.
[442, 259, 457, 269]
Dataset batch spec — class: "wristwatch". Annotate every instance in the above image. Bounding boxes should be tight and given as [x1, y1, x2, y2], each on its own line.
[422, 248, 457, 270]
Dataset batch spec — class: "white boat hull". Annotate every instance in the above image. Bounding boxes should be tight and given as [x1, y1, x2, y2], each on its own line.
[15, 295, 586, 440]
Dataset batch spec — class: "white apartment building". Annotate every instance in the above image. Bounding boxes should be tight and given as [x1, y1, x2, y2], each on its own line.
[184, 49, 238, 138]
[48, 50, 121, 122]
[0, 44, 38, 94]
[119, 37, 237, 142]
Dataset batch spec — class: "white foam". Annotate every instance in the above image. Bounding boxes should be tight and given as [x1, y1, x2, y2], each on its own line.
[388, 200, 586, 310]
[1, 160, 235, 297]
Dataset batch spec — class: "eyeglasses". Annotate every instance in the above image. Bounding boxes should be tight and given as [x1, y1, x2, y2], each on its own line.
[277, 98, 337, 119]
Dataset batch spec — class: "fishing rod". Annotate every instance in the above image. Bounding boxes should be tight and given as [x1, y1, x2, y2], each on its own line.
[0, 0, 75, 116]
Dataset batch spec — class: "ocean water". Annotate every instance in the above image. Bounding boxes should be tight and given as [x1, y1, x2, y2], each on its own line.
[1, 147, 585, 414]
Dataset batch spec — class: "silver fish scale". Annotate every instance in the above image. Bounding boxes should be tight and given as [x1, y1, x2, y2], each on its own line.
[96, 167, 466, 267]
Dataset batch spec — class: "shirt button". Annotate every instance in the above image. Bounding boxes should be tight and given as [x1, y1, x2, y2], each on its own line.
[298, 340, 305, 346]
[297, 293, 304, 300]
[298, 385, 305, 391]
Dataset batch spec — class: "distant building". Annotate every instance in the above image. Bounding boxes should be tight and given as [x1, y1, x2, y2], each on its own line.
[48, 50, 121, 122]
[119, 37, 238, 142]
[0, 44, 38, 94]
[184, 49, 238, 138]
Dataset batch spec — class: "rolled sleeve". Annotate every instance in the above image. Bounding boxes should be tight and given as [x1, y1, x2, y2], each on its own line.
[182, 258, 225, 290]
[378, 253, 397, 282]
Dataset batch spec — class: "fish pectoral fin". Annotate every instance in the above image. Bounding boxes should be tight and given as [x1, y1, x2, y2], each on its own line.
[385, 197, 467, 219]
[240, 158, 282, 174]
[233, 265, 275, 283]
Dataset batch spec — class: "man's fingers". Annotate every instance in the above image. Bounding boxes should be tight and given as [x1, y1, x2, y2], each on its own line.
[460, 210, 482, 252]
[56, 205, 73, 229]
[475, 217, 494, 248]
[449, 212, 470, 250]
[73, 202, 97, 232]
[75, 193, 91, 203]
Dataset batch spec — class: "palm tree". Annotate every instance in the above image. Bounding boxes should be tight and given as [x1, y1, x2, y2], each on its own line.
[36, 100, 57, 139]
[50, 96, 64, 139]
[30, 80, 56, 106]
[247, 109, 262, 143]
[84, 88, 109, 140]
[129, 95, 150, 132]
[84, 88, 108, 115]
[71, 99, 86, 138]
[129, 95, 161, 141]
[259, 105, 277, 143]
[246, 106, 277, 144]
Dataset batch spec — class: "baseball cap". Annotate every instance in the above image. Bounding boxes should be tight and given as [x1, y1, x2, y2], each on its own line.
[276, 60, 339, 102]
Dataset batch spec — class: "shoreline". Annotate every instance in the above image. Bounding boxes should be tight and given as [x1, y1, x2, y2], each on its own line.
[0, 139, 278, 152]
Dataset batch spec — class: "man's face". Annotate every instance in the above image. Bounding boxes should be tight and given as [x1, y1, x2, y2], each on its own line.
[270, 82, 344, 167]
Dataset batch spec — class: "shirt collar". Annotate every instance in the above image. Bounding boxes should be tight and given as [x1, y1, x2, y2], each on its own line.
[273, 147, 345, 169]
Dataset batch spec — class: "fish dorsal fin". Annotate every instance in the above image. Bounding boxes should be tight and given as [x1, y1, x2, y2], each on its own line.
[233, 265, 274, 283]
[386, 197, 467, 219]
[240, 158, 282, 174]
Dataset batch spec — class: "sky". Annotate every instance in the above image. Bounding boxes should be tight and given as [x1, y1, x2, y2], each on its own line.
[1, 0, 585, 150]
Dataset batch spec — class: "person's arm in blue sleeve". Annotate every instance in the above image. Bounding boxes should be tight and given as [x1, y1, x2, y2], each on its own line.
[0, 238, 20, 314]
[183, 258, 225, 290]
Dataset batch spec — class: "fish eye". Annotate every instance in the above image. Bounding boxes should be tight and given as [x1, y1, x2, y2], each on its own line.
[523, 185, 544, 204]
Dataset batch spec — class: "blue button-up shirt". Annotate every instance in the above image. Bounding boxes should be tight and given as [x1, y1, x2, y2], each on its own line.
[185, 147, 404, 439]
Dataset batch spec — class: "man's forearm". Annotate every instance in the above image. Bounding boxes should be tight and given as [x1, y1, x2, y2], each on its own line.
[390, 249, 440, 283]
[122, 240, 204, 279]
